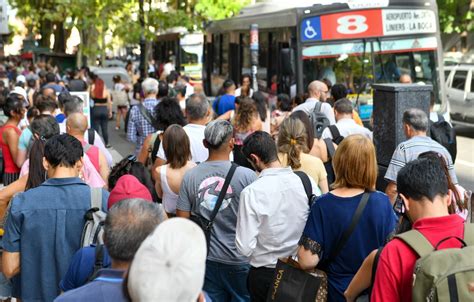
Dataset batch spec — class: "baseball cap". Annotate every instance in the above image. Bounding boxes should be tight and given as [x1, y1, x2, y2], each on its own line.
[16, 75, 26, 84]
[10, 86, 27, 102]
[108, 175, 152, 209]
[128, 218, 207, 302]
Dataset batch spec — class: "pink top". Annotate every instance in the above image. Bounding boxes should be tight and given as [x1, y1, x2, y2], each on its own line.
[20, 153, 105, 188]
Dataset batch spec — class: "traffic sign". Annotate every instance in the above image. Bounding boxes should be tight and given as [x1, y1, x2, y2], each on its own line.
[300, 16, 322, 42]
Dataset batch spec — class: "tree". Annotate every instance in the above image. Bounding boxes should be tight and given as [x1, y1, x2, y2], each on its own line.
[437, 0, 473, 33]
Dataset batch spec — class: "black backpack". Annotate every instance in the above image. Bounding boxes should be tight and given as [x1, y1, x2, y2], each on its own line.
[429, 114, 457, 163]
[323, 125, 344, 185]
[309, 102, 331, 139]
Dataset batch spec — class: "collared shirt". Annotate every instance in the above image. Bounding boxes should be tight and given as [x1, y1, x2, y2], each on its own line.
[236, 167, 317, 268]
[292, 98, 336, 125]
[385, 135, 457, 183]
[3, 178, 109, 302]
[321, 118, 373, 140]
[127, 98, 159, 153]
[55, 269, 127, 302]
[157, 123, 208, 163]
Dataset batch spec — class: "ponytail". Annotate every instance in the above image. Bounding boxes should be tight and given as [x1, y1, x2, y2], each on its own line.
[277, 117, 308, 170]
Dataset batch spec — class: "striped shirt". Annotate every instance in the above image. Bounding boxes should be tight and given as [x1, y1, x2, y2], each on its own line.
[385, 135, 457, 184]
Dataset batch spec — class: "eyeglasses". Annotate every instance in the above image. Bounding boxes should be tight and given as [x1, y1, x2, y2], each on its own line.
[393, 195, 406, 216]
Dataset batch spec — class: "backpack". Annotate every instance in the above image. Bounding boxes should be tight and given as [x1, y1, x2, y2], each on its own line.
[110, 90, 129, 107]
[87, 244, 105, 282]
[309, 102, 330, 139]
[395, 224, 474, 302]
[80, 188, 106, 247]
[323, 125, 344, 185]
[429, 114, 457, 163]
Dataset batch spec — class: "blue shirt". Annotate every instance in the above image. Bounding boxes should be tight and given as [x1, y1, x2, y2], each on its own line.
[213, 94, 235, 116]
[59, 246, 112, 292]
[54, 269, 126, 302]
[126, 98, 159, 154]
[300, 191, 396, 302]
[3, 178, 109, 302]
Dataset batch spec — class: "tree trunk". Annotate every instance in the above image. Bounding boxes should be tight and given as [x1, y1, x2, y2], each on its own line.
[39, 19, 53, 48]
[53, 21, 66, 53]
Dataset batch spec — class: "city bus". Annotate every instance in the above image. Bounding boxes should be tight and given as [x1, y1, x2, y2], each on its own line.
[153, 28, 203, 82]
[204, 0, 447, 120]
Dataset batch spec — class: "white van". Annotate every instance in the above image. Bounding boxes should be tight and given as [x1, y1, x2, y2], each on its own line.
[445, 64, 474, 126]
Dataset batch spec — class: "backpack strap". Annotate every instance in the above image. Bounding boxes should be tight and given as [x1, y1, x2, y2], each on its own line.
[137, 103, 156, 126]
[329, 125, 344, 145]
[87, 128, 95, 145]
[396, 230, 433, 258]
[463, 223, 474, 246]
[294, 171, 314, 206]
[88, 244, 104, 282]
[151, 133, 161, 163]
[90, 187, 103, 209]
[437, 113, 445, 123]
[370, 247, 384, 291]
[324, 138, 336, 159]
[83, 142, 92, 153]
[314, 101, 322, 113]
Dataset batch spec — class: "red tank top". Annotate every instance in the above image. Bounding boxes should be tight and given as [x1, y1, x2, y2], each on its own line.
[82, 141, 100, 173]
[0, 124, 21, 173]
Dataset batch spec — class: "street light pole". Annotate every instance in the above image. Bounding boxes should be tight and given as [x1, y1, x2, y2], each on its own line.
[139, 0, 147, 79]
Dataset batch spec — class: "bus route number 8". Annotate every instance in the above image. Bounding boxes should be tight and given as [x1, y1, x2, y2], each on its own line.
[337, 15, 368, 35]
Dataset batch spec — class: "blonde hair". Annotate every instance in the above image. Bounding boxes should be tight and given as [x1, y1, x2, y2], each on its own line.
[332, 134, 377, 190]
[277, 117, 308, 169]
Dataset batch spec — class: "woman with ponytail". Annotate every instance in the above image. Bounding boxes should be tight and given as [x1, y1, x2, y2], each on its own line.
[277, 117, 329, 193]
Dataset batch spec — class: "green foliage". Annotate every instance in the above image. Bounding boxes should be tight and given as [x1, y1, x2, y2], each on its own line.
[437, 0, 473, 33]
[195, 0, 250, 21]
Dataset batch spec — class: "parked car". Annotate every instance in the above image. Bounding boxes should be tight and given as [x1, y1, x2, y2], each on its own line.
[445, 64, 474, 125]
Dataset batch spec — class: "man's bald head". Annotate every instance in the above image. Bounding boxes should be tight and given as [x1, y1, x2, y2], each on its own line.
[66, 113, 88, 136]
[308, 80, 329, 101]
[400, 74, 412, 84]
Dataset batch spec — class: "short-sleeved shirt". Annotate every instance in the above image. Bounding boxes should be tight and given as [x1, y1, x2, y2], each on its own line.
[157, 124, 208, 163]
[177, 161, 257, 264]
[385, 135, 457, 184]
[54, 269, 126, 302]
[371, 214, 465, 302]
[278, 152, 327, 185]
[213, 94, 236, 116]
[300, 191, 397, 302]
[18, 127, 33, 151]
[321, 118, 372, 140]
[59, 246, 112, 292]
[3, 178, 109, 302]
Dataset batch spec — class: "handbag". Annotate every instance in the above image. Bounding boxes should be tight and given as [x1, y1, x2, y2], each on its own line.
[267, 185, 371, 302]
[190, 163, 238, 250]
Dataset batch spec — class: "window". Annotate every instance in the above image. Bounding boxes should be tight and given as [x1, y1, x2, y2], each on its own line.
[452, 71, 467, 91]
[471, 74, 474, 93]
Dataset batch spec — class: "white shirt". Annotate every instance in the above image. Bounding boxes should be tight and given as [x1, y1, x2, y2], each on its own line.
[185, 83, 194, 98]
[236, 167, 318, 268]
[235, 87, 254, 98]
[292, 98, 336, 125]
[321, 118, 373, 140]
[157, 123, 208, 163]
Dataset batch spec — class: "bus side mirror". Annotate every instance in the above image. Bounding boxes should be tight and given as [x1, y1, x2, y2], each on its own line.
[280, 48, 294, 77]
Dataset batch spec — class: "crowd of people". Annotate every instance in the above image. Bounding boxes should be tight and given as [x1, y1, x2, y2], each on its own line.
[0, 57, 471, 302]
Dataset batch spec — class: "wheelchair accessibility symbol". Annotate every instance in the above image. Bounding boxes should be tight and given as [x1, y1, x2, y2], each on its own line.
[305, 20, 317, 39]
[301, 17, 322, 42]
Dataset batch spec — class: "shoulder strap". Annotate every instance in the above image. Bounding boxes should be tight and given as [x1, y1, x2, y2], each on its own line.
[294, 171, 313, 206]
[88, 128, 95, 145]
[137, 103, 156, 126]
[88, 244, 104, 282]
[437, 113, 445, 122]
[396, 230, 433, 257]
[329, 125, 343, 144]
[208, 163, 238, 224]
[83, 142, 92, 153]
[463, 223, 474, 246]
[314, 101, 322, 113]
[327, 192, 371, 262]
[90, 187, 103, 209]
[370, 247, 384, 290]
[324, 138, 336, 159]
[151, 133, 161, 159]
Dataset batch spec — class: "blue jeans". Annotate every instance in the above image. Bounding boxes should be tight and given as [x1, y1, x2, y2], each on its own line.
[204, 260, 250, 302]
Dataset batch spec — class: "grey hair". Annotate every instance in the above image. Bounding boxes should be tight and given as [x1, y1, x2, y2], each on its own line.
[403, 108, 429, 132]
[204, 119, 233, 149]
[185, 94, 210, 121]
[141, 78, 159, 95]
[104, 198, 165, 262]
[64, 97, 84, 116]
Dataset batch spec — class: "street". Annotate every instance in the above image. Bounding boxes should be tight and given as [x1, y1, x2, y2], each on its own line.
[454, 125, 474, 192]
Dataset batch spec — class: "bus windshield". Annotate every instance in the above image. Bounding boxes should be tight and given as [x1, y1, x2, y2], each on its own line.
[302, 36, 440, 117]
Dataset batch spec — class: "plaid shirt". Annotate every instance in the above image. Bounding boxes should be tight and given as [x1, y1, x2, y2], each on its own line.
[127, 98, 159, 153]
